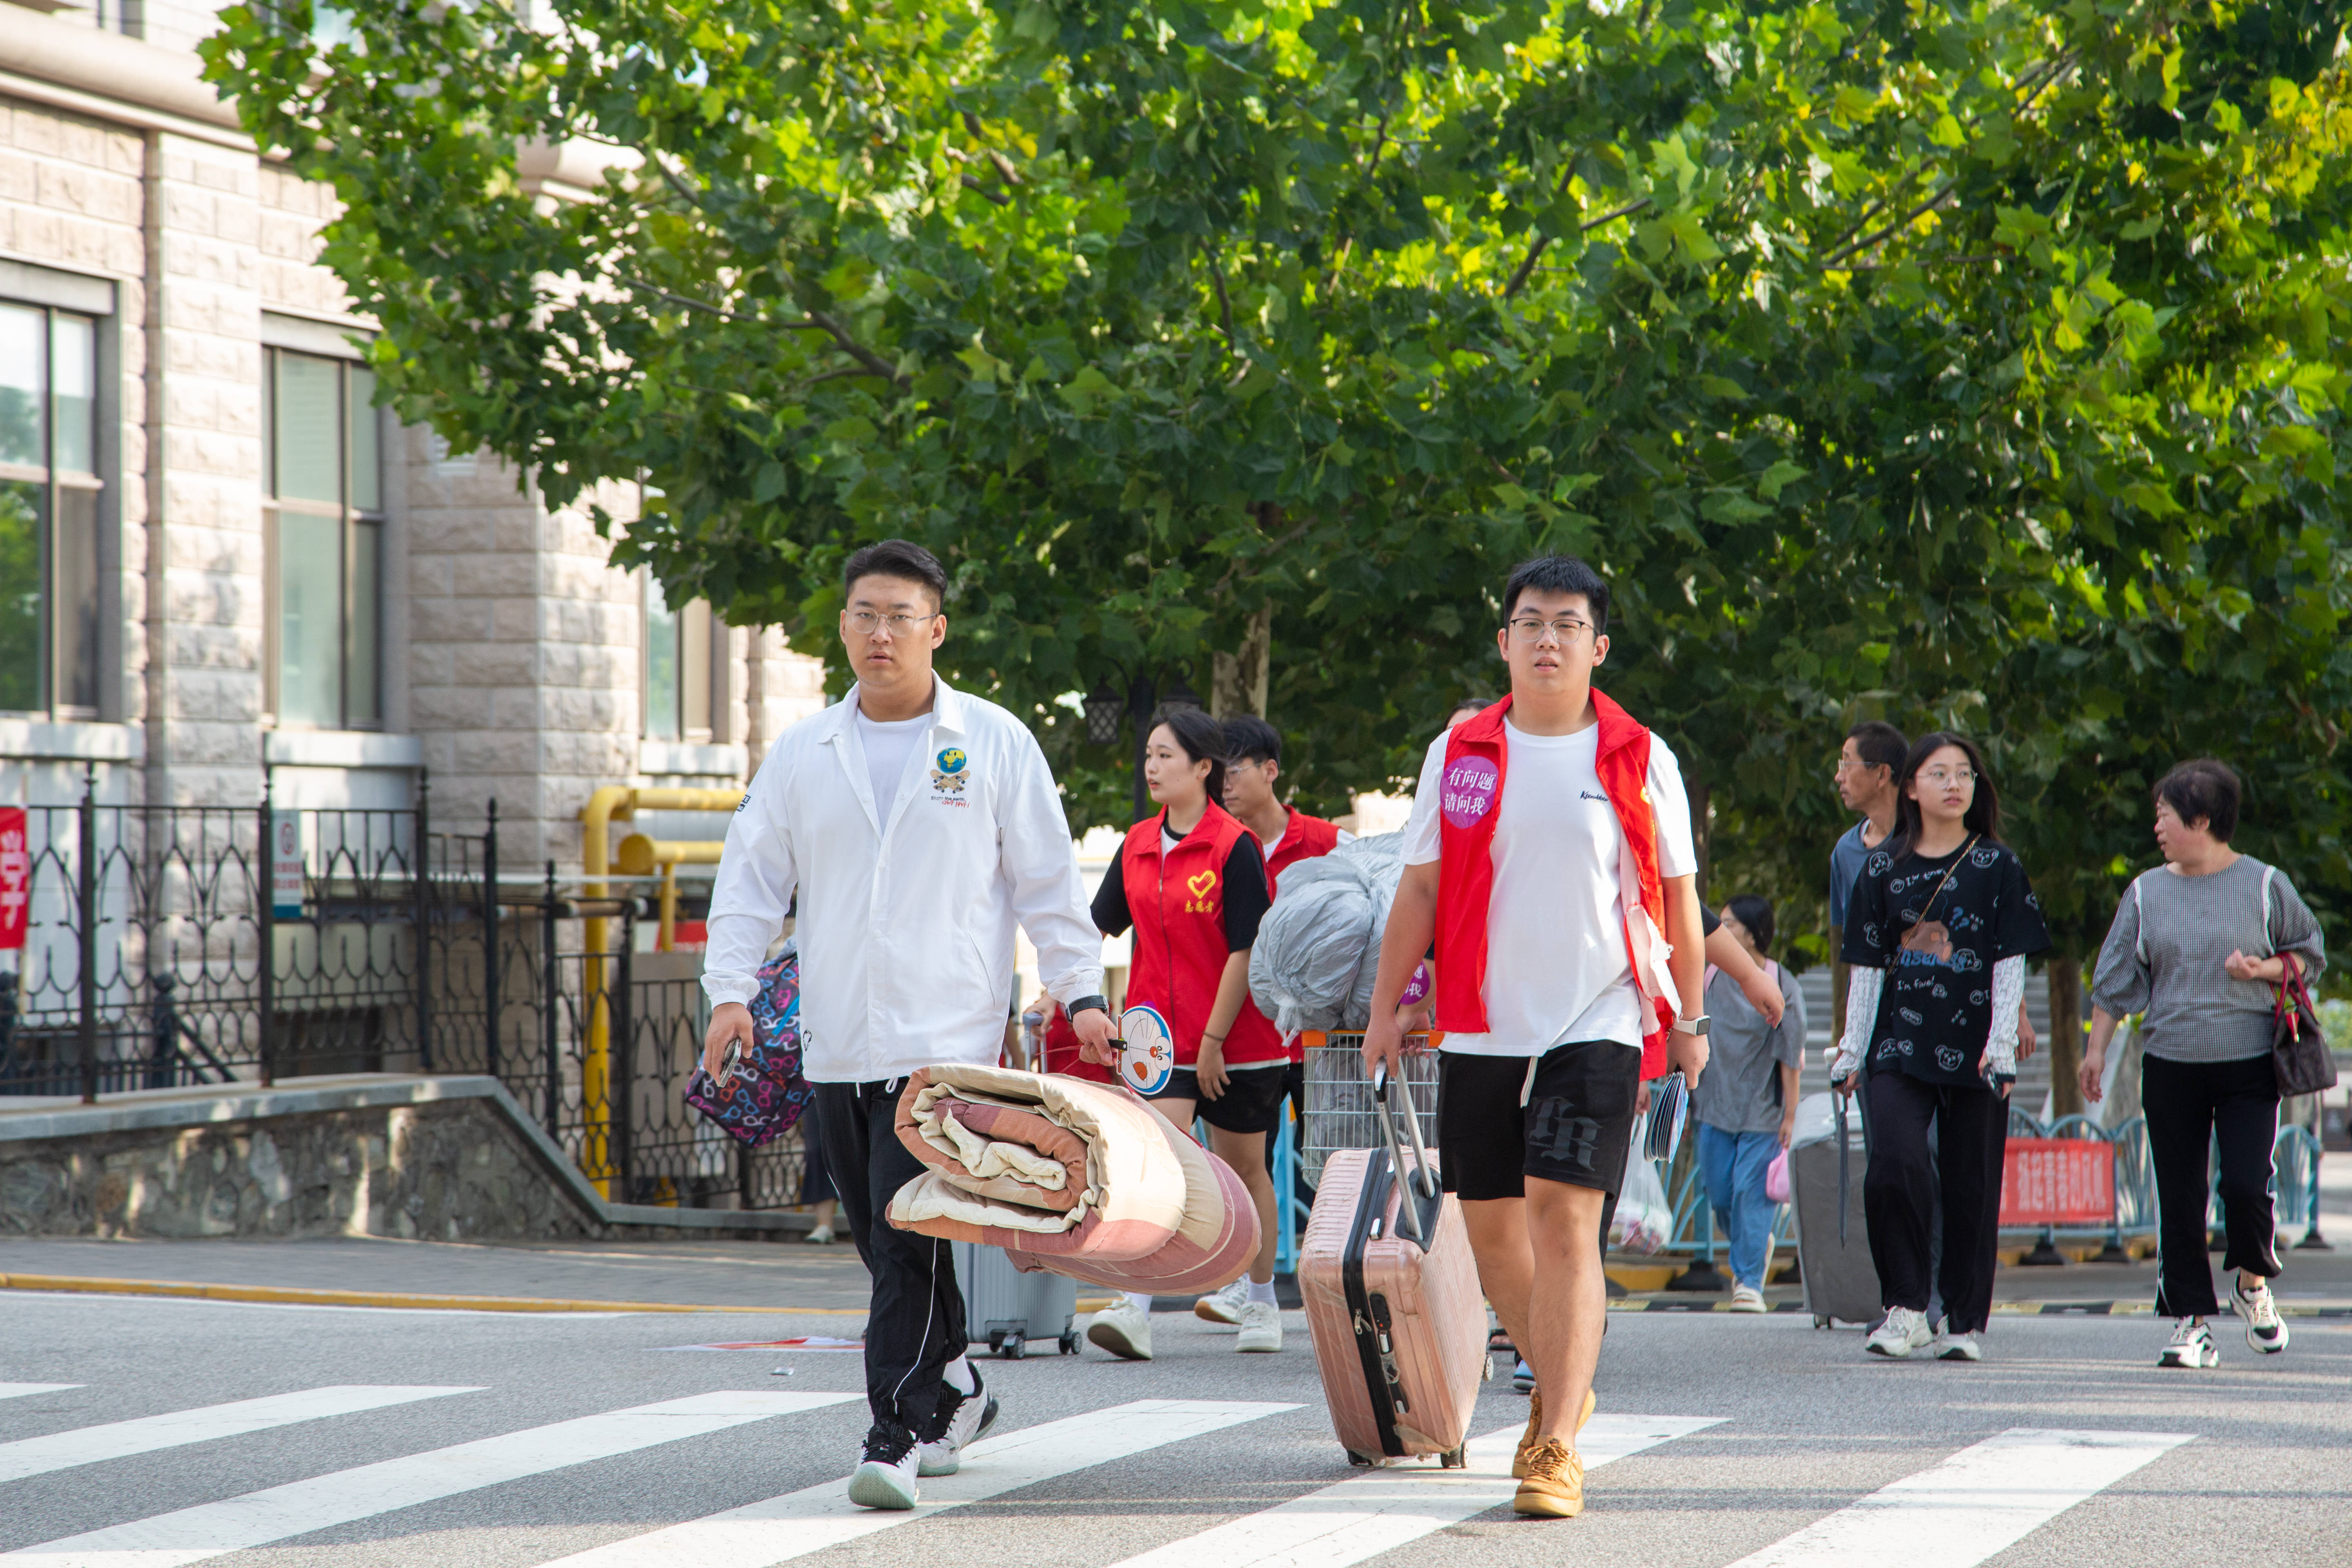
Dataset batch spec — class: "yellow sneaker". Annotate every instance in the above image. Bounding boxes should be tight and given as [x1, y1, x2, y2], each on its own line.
[1512, 1437, 1584, 1518]
[1511, 1386, 1595, 1479]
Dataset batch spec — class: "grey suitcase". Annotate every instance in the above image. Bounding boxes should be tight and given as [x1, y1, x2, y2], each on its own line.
[1788, 1091, 1879, 1327]
[950, 1239, 1080, 1358]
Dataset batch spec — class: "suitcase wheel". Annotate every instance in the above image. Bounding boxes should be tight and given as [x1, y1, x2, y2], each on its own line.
[1441, 1446, 1467, 1469]
[986, 1330, 1006, 1352]
[1059, 1330, 1079, 1356]
[1347, 1451, 1376, 1468]
[997, 1332, 1026, 1360]
[1813, 1314, 1830, 1330]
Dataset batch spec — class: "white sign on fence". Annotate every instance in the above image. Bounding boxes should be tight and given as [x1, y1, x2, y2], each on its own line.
[270, 811, 305, 918]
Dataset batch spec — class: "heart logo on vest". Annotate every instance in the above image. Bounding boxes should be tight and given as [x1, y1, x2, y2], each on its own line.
[1440, 757, 1499, 827]
[1187, 869, 1217, 898]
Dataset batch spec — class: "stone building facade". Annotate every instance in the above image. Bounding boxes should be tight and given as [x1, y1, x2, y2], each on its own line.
[0, 2, 827, 866]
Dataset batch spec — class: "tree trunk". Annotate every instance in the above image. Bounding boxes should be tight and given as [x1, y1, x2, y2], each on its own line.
[2047, 950, 2085, 1118]
[1211, 603, 1273, 719]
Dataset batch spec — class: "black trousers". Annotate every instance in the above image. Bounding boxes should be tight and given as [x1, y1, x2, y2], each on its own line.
[2144, 1052, 2281, 1319]
[1862, 1069, 2008, 1334]
[811, 1080, 965, 1432]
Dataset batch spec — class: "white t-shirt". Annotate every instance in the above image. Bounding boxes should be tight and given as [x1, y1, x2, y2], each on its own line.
[1401, 716, 1697, 1056]
[853, 707, 933, 825]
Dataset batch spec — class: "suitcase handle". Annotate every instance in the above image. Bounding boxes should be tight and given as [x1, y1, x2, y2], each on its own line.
[1370, 1065, 1441, 1220]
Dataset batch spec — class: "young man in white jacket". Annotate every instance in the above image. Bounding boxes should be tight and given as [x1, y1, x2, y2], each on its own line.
[700, 539, 1115, 1511]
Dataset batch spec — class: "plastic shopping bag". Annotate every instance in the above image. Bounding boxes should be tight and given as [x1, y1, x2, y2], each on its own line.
[1764, 1147, 1791, 1204]
[1609, 1146, 1673, 1256]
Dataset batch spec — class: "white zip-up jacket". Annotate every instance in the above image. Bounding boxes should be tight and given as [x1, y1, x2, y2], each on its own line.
[700, 675, 1105, 1083]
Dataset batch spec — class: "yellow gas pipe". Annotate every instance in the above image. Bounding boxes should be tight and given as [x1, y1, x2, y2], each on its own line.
[579, 786, 742, 1196]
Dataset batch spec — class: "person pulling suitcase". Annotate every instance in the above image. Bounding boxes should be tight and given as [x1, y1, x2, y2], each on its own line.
[1362, 555, 1711, 1519]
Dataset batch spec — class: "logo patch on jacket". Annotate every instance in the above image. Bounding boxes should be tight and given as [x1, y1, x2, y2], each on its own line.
[930, 747, 969, 796]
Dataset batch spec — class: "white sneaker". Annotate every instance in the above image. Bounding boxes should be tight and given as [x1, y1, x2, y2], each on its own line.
[2158, 1319, 2219, 1368]
[2231, 1278, 2289, 1354]
[1194, 1278, 1250, 1325]
[805, 1226, 835, 1245]
[1236, 1299, 1283, 1352]
[1728, 1285, 1766, 1314]
[916, 1368, 998, 1477]
[1865, 1306, 1933, 1359]
[1087, 1299, 1154, 1360]
[1934, 1331, 1982, 1362]
[846, 1421, 921, 1510]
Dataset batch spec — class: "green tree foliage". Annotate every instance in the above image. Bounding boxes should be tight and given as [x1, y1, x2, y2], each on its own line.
[204, 0, 2352, 969]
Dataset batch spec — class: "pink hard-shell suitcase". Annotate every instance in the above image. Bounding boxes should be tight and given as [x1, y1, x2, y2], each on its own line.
[1299, 1066, 1487, 1467]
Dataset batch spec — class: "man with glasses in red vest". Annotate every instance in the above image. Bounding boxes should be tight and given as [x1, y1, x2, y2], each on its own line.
[1362, 555, 1708, 1521]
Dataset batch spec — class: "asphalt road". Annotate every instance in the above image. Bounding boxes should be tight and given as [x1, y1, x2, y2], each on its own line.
[2, 1284, 2345, 1568]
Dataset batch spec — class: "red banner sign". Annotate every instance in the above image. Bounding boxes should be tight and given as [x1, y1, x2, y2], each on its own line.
[0, 806, 26, 951]
[2000, 1137, 2114, 1227]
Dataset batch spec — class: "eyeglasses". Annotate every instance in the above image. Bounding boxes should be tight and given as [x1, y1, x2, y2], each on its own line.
[1506, 616, 1594, 645]
[1919, 767, 1977, 786]
[845, 610, 938, 638]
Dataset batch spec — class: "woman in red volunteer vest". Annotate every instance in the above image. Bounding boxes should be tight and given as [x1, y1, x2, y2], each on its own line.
[1079, 708, 1287, 1362]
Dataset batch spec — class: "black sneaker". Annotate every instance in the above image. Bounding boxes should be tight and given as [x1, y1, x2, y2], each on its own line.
[918, 1369, 999, 1477]
[846, 1419, 921, 1510]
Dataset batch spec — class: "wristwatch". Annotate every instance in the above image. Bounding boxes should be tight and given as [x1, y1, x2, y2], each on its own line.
[1673, 1014, 1711, 1038]
[1067, 994, 1110, 1020]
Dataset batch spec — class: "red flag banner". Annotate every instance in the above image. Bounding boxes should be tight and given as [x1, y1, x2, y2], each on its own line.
[0, 806, 27, 952]
[2000, 1137, 2114, 1228]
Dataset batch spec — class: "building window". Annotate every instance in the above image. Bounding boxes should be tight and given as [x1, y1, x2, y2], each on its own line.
[0, 300, 101, 717]
[644, 577, 713, 742]
[265, 348, 381, 730]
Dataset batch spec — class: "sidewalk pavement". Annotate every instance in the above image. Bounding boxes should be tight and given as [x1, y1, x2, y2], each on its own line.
[0, 1235, 875, 1312]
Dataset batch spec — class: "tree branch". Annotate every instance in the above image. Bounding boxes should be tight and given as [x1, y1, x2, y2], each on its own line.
[1504, 198, 1651, 299]
[961, 174, 1011, 206]
[1203, 242, 1238, 352]
[1820, 180, 1959, 269]
[618, 281, 906, 385]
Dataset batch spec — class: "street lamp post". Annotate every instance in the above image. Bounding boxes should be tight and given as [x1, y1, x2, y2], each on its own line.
[1083, 669, 1199, 824]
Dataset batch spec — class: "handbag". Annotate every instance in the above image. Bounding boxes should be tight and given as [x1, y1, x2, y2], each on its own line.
[2271, 953, 2335, 1098]
[2258, 866, 2336, 1099]
[684, 944, 815, 1149]
[1764, 1146, 1792, 1205]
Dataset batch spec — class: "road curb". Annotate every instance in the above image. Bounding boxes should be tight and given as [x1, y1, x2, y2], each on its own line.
[0, 1272, 864, 1316]
[1607, 1295, 2352, 1317]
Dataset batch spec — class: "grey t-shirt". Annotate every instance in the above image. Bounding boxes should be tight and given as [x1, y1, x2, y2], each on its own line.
[2089, 856, 2326, 1063]
[1691, 960, 1807, 1134]
[1829, 821, 1872, 929]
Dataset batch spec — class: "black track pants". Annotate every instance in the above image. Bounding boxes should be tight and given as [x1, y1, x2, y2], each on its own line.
[811, 1079, 965, 1432]
[2143, 1052, 2281, 1319]
[1861, 1069, 2009, 1334]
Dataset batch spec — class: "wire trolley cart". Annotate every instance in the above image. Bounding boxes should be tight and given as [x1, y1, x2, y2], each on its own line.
[1300, 1031, 1441, 1188]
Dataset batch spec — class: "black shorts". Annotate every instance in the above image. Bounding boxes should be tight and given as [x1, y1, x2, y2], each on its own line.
[1150, 1062, 1289, 1135]
[1436, 1039, 1641, 1202]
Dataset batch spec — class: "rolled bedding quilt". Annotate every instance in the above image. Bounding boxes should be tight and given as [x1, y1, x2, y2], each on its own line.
[886, 1064, 1258, 1297]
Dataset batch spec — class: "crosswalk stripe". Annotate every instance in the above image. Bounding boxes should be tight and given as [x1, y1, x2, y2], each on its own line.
[0, 1386, 483, 1485]
[535, 1398, 1299, 1568]
[1100, 1412, 1725, 1568]
[0, 1391, 857, 1567]
[0, 1388, 82, 1403]
[1726, 1427, 2192, 1568]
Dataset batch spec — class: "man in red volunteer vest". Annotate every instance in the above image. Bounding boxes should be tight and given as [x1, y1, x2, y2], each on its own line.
[1363, 555, 1709, 1522]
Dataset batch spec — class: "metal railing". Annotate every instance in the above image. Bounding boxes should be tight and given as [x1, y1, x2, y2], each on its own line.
[0, 777, 808, 1214]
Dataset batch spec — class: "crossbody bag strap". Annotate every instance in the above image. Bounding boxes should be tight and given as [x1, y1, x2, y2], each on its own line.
[2133, 877, 2147, 967]
[1914, 833, 1977, 928]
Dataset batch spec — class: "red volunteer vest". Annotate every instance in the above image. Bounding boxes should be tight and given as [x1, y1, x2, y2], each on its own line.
[1264, 808, 1343, 891]
[1433, 690, 1674, 1079]
[1120, 803, 1287, 1068]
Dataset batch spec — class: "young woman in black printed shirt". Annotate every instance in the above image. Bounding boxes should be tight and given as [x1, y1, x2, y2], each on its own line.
[1833, 732, 2050, 1362]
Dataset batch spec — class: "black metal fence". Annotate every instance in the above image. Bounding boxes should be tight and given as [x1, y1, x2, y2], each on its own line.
[0, 777, 804, 1213]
